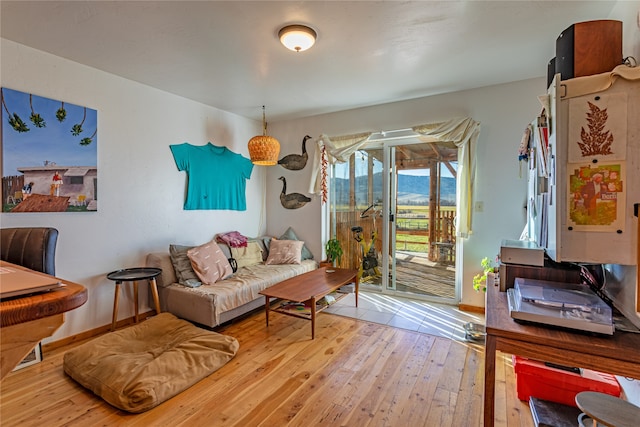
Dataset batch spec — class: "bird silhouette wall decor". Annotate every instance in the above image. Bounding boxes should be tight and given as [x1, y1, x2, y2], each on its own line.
[278, 176, 311, 209]
[278, 134, 311, 170]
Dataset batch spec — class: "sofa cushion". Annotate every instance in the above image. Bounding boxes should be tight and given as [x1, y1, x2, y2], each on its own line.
[217, 236, 269, 262]
[63, 313, 239, 413]
[146, 252, 177, 288]
[169, 244, 201, 287]
[148, 250, 318, 327]
[215, 242, 232, 259]
[170, 260, 317, 325]
[278, 227, 314, 260]
[265, 239, 303, 265]
[251, 237, 270, 261]
[230, 241, 263, 268]
[187, 240, 233, 285]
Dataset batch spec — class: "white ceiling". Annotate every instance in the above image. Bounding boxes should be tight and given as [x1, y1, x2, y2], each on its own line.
[1, 1, 634, 122]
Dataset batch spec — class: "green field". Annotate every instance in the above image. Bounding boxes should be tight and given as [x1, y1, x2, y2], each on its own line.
[395, 234, 429, 253]
[395, 205, 455, 253]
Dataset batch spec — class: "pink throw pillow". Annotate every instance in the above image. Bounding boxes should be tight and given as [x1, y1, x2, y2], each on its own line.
[187, 241, 233, 285]
[265, 239, 303, 265]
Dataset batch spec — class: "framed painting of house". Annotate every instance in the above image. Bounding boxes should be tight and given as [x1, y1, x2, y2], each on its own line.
[1, 87, 98, 213]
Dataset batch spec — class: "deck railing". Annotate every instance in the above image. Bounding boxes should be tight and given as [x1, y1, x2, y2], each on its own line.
[331, 209, 456, 268]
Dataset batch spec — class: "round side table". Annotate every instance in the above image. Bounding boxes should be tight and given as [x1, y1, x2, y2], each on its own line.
[576, 391, 640, 427]
[107, 267, 162, 331]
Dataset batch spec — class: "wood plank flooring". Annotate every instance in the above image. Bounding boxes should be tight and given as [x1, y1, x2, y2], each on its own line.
[0, 310, 533, 427]
[395, 262, 455, 299]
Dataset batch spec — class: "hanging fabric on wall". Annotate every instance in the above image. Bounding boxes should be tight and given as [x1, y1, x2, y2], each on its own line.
[561, 64, 640, 100]
[170, 142, 253, 211]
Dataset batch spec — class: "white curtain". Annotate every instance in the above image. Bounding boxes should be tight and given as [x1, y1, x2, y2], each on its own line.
[412, 117, 480, 238]
[308, 132, 372, 199]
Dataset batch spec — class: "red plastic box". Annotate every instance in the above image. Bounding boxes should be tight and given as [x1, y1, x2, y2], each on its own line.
[512, 356, 621, 407]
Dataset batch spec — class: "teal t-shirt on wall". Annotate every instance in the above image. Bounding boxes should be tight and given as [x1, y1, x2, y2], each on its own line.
[170, 142, 254, 210]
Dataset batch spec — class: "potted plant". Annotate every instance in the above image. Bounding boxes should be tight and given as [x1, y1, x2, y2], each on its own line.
[473, 256, 498, 292]
[325, 238, 343, 267]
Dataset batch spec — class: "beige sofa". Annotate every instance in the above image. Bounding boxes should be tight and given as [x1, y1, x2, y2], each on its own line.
[146, 237, 317, 328]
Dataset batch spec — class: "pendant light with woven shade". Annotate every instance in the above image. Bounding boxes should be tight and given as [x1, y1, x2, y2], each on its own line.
[248, 106, 280, 166]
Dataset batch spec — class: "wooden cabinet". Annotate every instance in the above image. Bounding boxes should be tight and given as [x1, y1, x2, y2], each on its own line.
[528, 69, 640, 265]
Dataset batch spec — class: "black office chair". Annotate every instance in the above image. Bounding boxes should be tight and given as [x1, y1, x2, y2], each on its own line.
[0, 227, 59, 275]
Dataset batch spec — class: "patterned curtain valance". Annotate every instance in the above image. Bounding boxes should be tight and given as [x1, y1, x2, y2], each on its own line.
[308, 132, 372, 202]
[308, 117, 480, 238]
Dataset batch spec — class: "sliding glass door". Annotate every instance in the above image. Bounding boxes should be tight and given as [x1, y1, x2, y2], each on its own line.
[386, 141, 457, 302]
[328, 139, 458, 302]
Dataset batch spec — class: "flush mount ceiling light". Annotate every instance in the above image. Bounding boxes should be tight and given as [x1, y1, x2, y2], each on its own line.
[248, 106, 280, 166]
[278, 24, 317, 52]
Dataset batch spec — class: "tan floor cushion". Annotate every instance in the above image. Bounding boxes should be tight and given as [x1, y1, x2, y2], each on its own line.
[63, 312, 239, 413]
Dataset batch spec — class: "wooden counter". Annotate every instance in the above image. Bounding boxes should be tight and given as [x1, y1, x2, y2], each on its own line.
[1, 261, 87, 379]
[483, 282, 640, 426]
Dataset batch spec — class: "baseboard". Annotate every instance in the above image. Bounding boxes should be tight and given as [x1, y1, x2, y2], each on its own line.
[458, 304, 485, 314]
[43, 310, 156, 352]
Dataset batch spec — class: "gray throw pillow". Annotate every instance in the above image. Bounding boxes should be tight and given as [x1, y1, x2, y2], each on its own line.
[169, 244, 201, 287]
[277, 227, 314, 260]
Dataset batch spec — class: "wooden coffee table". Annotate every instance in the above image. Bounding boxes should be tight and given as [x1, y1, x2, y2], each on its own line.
[259, 267, 358, 339]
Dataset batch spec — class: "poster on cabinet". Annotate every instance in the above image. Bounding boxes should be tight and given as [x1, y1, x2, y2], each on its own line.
[568, 92, 627, 163]
[567, 162, 625, 232]
[1, 87, 98, 212]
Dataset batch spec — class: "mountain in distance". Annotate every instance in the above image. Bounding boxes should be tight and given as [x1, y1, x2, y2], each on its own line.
[332, 172, 456, 206]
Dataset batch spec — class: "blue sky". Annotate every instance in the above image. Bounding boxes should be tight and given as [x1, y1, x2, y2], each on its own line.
[1, 87, 97, 177]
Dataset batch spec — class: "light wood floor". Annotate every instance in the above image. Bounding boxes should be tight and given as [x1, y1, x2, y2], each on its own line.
[395, 256, 456, 299]
[0, 310, 533, 427]
[358, 252, 456, 300]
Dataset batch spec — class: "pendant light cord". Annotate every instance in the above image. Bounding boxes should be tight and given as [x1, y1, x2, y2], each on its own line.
[262, 105, 267, 136]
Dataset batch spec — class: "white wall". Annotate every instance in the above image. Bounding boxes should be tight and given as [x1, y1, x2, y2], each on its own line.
[269, 78, 547, 307]
[1, 39, 263, 342]
[615, 1, 640, 61]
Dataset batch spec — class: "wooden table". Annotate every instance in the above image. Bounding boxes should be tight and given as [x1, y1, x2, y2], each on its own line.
[0, 261, 88, 380]
[107, 267, 161, 331]
[483, 282, 640, 427]
[259, 267, 358, 339]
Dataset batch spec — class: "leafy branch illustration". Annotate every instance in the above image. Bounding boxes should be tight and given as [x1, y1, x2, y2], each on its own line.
[29, 93, 46, 128]
[56, 101, 67, 122]
[71, 107, 86, 136]
[80, 128, 96, 146]
[577, 101, 613, 157]
[1, 88, 30, 133]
